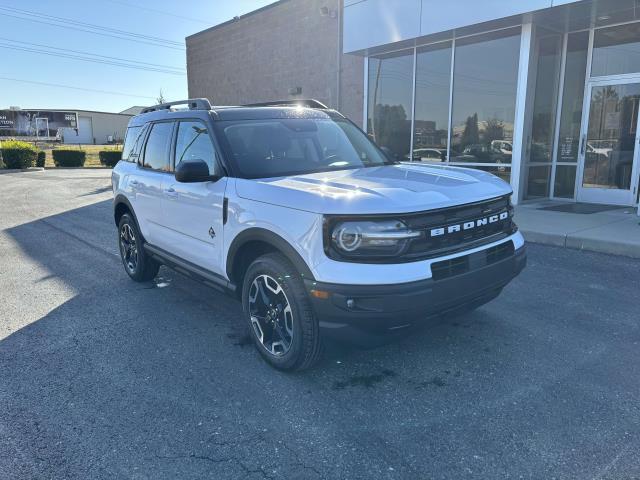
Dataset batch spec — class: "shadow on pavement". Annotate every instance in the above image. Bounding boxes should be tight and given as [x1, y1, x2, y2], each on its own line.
[0, 200, 472, 479]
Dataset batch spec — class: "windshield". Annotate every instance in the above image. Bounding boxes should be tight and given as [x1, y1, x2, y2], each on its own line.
[215, 117, 393, 178]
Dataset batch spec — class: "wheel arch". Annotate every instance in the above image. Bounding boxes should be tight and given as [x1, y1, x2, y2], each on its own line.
[113, 195, 146, 243]
[113, 194, 134, 226]
[226, 228, 316, 293]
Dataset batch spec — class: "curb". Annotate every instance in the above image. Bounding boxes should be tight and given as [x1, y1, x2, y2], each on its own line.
[521, 229, 640, 259]
[0, 167, 45, 174]
[43, 167, 111, 170]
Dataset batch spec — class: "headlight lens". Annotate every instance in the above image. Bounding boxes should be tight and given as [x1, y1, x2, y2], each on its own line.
[330, 220, 420, 258]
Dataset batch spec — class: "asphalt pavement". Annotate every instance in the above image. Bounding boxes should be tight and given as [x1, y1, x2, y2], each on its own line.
[0, 169, 639, 480]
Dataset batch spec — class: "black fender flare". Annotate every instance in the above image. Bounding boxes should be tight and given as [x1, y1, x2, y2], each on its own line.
[113, 195, 145, 241]
[226, 228, 316, 282]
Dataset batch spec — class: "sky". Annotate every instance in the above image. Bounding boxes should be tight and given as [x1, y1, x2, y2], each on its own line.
[0, 0, 274, 113]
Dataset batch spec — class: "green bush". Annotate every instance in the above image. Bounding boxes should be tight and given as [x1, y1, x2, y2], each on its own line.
[99, 150, 122, 167]
[0, 149, 4, 169]
[36, 150, 46, 168]
[52, 149, 86, 167]
[0, 140, 38, 169]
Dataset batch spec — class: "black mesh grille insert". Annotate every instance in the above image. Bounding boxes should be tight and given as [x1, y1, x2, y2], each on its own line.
[431, 240, 515, 281]
[400, 195, 515, 261]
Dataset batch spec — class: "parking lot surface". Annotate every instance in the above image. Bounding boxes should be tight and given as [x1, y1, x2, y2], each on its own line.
[1, 169, 639, 480]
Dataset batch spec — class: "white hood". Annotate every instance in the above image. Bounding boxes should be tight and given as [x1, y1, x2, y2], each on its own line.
[235, 163, 512, 215]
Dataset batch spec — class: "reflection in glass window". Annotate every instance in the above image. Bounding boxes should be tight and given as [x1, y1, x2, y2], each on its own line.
[450, 28, 521, 179]
[583, 83, 640, 190]
[526, 30, 562, 198]
[472, 165, 511, 184]
[554, 165, 577, 198]
[143, 122, 173, 172]
[553, 31, 588, 199]
[413, 42, 452, 163]
[367, 50, 414, 161]
[176, 121, 216, 175]
[592, 23, 640, 77]
[556, 32, 588, 164]
[122, 126, 142, 162]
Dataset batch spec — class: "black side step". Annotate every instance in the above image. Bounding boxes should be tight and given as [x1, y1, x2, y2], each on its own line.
[144, 243, 236, 295]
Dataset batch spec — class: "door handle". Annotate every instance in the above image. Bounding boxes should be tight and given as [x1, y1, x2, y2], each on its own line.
[580, 136, 586, 155]
[130, 179, 139, 189]
[164, 187, 178, 198]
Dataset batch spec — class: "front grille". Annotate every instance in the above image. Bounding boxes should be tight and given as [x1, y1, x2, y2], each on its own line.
[431, 240, 515, 281]
[323, 195, 516, 264]
[400, 195, 515, 261]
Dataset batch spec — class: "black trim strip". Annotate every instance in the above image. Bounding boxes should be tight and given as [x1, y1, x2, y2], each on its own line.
[144, 243, 236, 294]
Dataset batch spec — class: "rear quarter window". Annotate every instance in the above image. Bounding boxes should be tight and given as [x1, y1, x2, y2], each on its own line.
[122, 126, 142, 162]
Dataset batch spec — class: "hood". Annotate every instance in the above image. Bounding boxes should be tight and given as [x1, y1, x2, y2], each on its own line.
[234, 163, 512, 215]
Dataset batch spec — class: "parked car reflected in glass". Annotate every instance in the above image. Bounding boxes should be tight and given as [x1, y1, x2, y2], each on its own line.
[407, 148, 447, 162]
[450, 141, 512, 165]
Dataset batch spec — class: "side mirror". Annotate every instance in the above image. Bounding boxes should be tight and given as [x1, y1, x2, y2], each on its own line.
[175, 159, 219, 183]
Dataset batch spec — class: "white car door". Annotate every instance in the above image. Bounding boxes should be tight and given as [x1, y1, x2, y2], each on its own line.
[161, 119, 227, 276]
[135, 121, 175, 248]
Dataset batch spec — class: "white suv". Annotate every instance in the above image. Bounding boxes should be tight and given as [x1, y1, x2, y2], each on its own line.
[112, 99, 526, 371]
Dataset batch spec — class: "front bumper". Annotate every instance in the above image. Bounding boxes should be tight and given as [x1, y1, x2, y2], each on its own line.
[305, 242, 526, 342]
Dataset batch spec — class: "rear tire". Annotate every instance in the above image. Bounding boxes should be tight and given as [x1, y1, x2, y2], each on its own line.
[118, 213, 159, 282]
[242, 253, 322, 371]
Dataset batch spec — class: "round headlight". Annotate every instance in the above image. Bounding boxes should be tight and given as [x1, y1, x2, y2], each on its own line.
[333, 224, 362, 252]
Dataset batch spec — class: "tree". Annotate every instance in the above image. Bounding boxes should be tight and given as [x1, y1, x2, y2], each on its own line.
[156, 89, 166, 104]
[484, 118, 504, 144]
[372, 104, 410, 159]
[461, 113, 479, 148]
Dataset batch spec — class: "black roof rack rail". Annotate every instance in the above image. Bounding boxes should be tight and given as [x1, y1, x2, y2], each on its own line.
[141, 98, 211, 114]
[242, 99, 329, 109]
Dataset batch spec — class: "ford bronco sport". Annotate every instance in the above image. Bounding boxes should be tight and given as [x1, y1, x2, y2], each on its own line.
[112, 98, 526, 371]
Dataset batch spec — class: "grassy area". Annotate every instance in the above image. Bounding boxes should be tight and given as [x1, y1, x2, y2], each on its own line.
[39, 144, 122, 168]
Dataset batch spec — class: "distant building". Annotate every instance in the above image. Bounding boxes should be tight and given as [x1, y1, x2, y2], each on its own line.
[119, 106, 146, 116]
[0, 108, 133, 144]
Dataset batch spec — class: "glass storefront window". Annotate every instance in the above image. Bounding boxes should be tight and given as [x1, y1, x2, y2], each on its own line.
[413, 42, 452, 163]
[556, 32, 589, 164]
[592, 23, 640, 77]
[554, 164, 578, 198]
[367, 50, 414, 161]
[552, 31, 589, 200]
[449, 28, 521, 180]
[525, 30, 562, 199]
[472, 165, 511, 183]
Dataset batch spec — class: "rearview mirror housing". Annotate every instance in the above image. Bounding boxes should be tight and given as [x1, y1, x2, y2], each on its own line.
[175, 159, 219, 183]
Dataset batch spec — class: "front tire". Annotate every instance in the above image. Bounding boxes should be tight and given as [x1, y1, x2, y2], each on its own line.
[118, 213, 159, 282]
[242, 253, 322, 371]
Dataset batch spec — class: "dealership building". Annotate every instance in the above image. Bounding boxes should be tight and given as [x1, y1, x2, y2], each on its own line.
[187, 0, 640, 208]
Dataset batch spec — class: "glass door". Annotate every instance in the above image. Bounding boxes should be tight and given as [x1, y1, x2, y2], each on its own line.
[35, 117, 49, 138]
[577, 79, 640, 205]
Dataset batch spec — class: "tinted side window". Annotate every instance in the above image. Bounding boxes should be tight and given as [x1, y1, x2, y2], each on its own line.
[175, 121, 217, 174]
[122, 126, 141, 162]
[142, 122, 173, 171]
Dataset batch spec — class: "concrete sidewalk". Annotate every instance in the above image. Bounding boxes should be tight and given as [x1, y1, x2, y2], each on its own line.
[515, 200, 640, 258]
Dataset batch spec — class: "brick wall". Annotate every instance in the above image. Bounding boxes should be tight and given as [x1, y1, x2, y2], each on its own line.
[186, 0, 364, 125]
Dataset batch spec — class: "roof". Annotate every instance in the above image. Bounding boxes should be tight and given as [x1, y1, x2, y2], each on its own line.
[128, 105, 340, 127]
[186, 0, 289, 41]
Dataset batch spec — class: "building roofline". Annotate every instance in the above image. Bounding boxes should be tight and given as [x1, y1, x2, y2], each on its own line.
[186, 0, 288, 41]
[2, 108, 133, 116]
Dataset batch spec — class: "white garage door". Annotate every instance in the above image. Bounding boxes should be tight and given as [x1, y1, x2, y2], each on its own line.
[63, 116, 93, 144]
